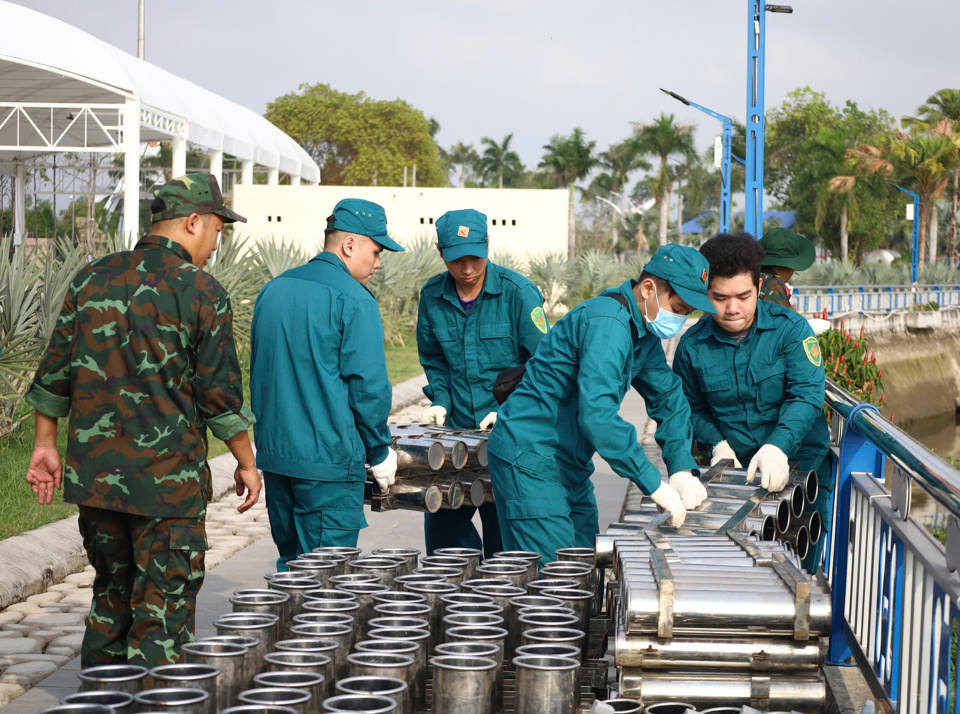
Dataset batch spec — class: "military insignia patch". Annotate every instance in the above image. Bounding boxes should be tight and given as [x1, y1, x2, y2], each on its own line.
[457, 226, 470, 238]
[531, 306, 548, 334]
[701, 269, 708, 284]
[803, 336, 822, 366]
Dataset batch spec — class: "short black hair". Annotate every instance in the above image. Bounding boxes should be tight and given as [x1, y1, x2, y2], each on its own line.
[699, 233, 765, 285]
[637, 271, 674, 297]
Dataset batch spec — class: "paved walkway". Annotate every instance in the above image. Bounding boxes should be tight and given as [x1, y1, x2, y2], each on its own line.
[0, 389, 644, 712]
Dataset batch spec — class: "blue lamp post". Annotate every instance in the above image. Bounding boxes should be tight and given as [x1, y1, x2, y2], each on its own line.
[744, 2, 793, 238]
[887, 181, 920, 283]
[661, 88, 733, 234]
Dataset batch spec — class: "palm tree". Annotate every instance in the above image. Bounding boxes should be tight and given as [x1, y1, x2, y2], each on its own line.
[903, 89, 960, 268]
[476, 134, 522, 189]
[539, 128, 599, 256]
[596, 139, 650, 250]
[848, 131, 953, 272]
[635, 114, 695, 245]
[812, 127, 859, 263]
[448, 141, 479, 188]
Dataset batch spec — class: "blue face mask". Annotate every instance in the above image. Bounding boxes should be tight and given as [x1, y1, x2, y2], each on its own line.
[643, 283, 688, 339]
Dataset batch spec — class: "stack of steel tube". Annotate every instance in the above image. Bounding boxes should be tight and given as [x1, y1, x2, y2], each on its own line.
[599, 507, 832, 713]
[364, 424, 492, 514]
[614, 466, 823, 559]
[66, 544, 608, 714]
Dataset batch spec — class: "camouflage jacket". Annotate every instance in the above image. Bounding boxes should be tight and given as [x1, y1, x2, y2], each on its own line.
[759, 269, 791, 308]
[25, 235, 253, 519]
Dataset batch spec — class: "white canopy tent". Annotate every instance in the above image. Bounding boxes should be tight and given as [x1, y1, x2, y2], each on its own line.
[0, 1, 320, 242]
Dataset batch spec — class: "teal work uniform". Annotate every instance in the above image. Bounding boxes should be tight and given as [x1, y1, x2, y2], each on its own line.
[672, 299, 831, 571]
[488, 279, 699, 563]
[250, 252, 392, 569]
[417, 262, 549, 558]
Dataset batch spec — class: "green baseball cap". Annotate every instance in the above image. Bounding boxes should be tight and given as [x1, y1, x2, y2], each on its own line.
[327, 198, 405, 252]
[760, 227, 815, 271]
[151, 173, 246, 224]
[643, 243, 716, 314]
[436, 209, 488, 261]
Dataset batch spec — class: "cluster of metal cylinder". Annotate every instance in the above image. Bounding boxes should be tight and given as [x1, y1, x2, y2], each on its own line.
[56, 544, 606, 714]
[365, 425, 492, 514]
[596, 518, 831, 713]
[616, 468, 823, 561]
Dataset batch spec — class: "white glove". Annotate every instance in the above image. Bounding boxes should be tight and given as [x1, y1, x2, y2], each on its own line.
[710, 440, 742, 468]
[479, 412, 498, 430]
[746, 444, 790, 492]
[807, 318, 831, 336]
[668, 471, 708, 509]
[649, 483, 687, 528]
[370, 448, 398, 494]
[421, 405, 447, 426]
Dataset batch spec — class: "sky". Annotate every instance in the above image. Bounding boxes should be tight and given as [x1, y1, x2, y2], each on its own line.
[12, 0, 960, 177]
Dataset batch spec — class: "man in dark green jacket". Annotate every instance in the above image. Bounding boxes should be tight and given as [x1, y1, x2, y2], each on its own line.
[250, 199, 404, 569]
[488, 244, 715, 563]
[417, 209, 548, 558]
[673, 233, 830, 571]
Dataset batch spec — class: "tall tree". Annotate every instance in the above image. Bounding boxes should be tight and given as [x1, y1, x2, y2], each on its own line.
[476, 134, 523, 189]
[265, 83, 446, 186]
[539, 127, 599, 256]
[595, 139, 649, 250]
[848, 131, 953, 272]
[903, 89, 960, 268]
[448, 142, 479, 188]
[635, 114, 695, 245]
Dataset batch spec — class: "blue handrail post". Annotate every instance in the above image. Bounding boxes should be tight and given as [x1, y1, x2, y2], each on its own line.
[828, 402, 885, 665]
[744, 0, 765, 238]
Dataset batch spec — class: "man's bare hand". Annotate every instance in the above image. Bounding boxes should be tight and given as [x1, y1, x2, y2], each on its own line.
[234, 464, 262, 513]
[26, 445, 62, 505]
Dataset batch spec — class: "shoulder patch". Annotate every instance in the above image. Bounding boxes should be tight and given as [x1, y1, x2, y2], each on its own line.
[802, 336, 822, 367]
[531, 306, 548, 334]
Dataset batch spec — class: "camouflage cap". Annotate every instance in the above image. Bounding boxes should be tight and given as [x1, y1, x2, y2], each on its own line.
[151, 173, 246, 224]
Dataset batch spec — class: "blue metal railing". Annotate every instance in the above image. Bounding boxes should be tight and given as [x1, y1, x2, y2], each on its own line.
[823, 379, 960, 713]
[791, 285, 960, 316]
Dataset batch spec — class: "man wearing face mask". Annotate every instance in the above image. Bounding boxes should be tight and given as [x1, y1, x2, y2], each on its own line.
[672, 233, 829, 571]
[250, 199, 404, 569]
[487, 244, 715, 562]
[417, 209, 549, 558]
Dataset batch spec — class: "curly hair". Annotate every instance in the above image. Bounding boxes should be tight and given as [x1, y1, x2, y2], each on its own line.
[699, 233, 766, 285]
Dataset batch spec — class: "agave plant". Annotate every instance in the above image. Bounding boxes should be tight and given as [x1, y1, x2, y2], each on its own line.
[564, 250, 632, 307]
[205, 234, 269, 350]
[526, 251, 570, 313]
[368, 235, 445, 344]
[490, 250, 524, 274]
[251, 235, 312, 280]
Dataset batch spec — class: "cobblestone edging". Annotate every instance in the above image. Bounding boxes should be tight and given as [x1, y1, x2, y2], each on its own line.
[0, 373, 428, 707]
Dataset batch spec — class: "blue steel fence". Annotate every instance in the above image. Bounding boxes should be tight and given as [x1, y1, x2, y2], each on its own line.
[792, 285, 960, 316]
[823, 379, 960, 714]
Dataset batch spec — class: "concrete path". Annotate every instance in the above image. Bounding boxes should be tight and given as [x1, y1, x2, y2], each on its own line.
[0, 383, 645, 712]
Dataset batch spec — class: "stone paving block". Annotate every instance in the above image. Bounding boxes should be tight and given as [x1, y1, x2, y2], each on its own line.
[59, 590, 93, 607]
[46, 633, 83, 652]
[25, 593, 62, 605]
[63, 572, 93, 587]
[0, 660, 59, 686]
[2, 624, 32, 634]
[0, 611, 25, 627]
[46, 584, 76, 593]
[0, 639, 42, 656]
[23, 631, 59, 647]
[205, 553, 225, 570]
[0, 632, 24, 639]
[19, 612, 86, 629]
[2, 653, 70, 667]
[44, 646, 78, 658]
[0, 682, 26, 707]
[4, 604, 44, 615]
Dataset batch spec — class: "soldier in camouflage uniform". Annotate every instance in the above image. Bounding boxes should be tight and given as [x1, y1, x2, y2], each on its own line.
[24, 173, 261, 668]
[758, 227, 816, 308]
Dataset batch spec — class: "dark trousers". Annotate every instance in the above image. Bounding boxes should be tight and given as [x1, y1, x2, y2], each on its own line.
[78, 505, 206, 668]
[263, 471, 367, 571]
[424, 502, 503, 560]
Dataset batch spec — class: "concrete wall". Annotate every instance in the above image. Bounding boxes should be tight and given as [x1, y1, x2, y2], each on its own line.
[232, 185, 570, 262]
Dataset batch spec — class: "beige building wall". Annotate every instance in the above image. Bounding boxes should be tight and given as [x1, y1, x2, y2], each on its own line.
[232, 185, 569, 262]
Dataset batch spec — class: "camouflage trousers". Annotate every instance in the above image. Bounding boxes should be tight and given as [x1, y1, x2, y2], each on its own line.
[77, 506, 207, 668]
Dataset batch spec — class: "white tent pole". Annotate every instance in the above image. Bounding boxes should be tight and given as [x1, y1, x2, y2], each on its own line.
[266, 167, 279, 186]
[171, 136, 187, 178]
[290, 174, 301, 186]
[210, 149, 223, 187]
[123, 99, 141, 247]
[13, 163, 26, 245]
[241, 159, 254, 185]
